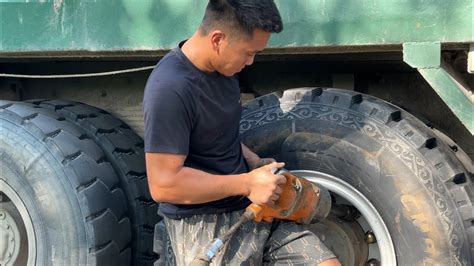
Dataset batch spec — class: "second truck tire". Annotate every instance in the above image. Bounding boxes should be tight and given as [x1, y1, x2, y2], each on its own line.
[29, 100, 161, 265]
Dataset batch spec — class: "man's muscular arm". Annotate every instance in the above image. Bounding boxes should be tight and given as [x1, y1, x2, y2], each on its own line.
[146, 152, 285, 205]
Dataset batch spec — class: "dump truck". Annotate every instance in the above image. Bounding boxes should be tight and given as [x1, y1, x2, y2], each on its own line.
[0, 1, 472, 265]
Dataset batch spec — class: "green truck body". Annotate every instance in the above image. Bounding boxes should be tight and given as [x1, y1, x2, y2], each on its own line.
[1, 0, 472, 132]
[0, 1, 473, 265]
[1, 0, 472, 51]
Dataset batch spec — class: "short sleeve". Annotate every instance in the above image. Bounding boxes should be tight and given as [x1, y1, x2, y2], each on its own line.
[143, 77, 195, 154]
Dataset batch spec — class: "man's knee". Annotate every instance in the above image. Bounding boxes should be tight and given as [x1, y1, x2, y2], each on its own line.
[318, 258, 341, 266]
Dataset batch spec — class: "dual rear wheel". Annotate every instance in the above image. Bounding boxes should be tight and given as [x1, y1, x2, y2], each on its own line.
[0, 88, 472, 265]
[0, 101, 159, 265]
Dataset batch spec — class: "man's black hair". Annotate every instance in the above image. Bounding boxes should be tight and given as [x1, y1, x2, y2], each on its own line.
[200, 0, 283, 38]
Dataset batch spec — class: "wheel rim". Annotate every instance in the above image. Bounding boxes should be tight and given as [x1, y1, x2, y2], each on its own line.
[293, 170, 397, 265]
[0, 179, 36, 265]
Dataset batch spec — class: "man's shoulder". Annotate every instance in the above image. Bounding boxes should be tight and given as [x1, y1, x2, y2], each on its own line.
[144, 56, 199, 112]
[147, 53, 195, 89]
[155, 49, 192, 75]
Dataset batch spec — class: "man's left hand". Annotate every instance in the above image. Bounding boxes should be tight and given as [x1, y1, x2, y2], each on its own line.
[241, 142, 279, 170]
[248, 157, 276, 170]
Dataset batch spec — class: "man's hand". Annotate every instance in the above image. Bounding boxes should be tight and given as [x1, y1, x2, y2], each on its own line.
[241, 142, 276, 170]
[246, 162, 286, 206]
[249, 157, 277, 170]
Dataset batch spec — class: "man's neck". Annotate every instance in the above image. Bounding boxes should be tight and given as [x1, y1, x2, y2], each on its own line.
[181, 33, 215, 74]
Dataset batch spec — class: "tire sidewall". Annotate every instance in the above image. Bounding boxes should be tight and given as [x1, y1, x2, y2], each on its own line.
[1, 119, 86, 265]
[240, 90, 469, 265]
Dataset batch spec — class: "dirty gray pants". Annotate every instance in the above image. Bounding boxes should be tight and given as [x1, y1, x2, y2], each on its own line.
[163, 209, 336, 265]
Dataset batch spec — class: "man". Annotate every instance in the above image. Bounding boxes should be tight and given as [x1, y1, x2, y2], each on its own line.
[143, 0, 340, 265]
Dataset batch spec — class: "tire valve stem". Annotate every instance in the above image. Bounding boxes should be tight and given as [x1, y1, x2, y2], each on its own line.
[365, 230, 377, 244]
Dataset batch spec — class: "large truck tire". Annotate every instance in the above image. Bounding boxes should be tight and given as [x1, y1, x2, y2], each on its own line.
[28, 100, 161, 265]
[240, 88, 473, 265]
[0, 101, 131, 265]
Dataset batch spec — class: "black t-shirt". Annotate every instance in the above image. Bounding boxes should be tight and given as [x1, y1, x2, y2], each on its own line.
[143, 46, 250, 219]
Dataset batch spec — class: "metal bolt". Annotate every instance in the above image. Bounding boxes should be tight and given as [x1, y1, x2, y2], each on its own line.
[10, 237, 14, 242]
[0, 211, 5, 220]
[365, 230, 377, 244]
[366, 258, 380, 266]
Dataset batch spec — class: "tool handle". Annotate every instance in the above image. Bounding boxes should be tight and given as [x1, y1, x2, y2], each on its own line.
[246, 168, 300, 223]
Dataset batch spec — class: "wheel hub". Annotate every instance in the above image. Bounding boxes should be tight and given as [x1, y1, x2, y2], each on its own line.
[0, 181, 35, 266]
[0, 209, 21, 265]
[308, 217, 369, 265]
[295, 170, 396, 265]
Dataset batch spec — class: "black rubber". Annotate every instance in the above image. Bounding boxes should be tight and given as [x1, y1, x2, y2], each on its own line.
[27, 100, 161, 265]
[0, 101, 131, 265]
[153, 221, 174, 266]
[240, 88, 473, 265]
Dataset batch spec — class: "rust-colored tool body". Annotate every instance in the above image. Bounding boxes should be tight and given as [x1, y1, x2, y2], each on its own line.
[247, 169, 332, 224]
[190, 169, 332, 266]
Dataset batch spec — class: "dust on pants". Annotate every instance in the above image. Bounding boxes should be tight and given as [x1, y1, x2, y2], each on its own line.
[163, 210, 336, 265]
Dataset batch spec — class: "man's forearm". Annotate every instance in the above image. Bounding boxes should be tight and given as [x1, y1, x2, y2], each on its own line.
[146, 152, 284, 206]
[148, 165, 250, 204]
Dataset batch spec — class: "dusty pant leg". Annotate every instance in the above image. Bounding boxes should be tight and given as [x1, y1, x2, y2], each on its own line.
[163, 214, 221, 266]
[163, 211, 273, 265]
[219, 212, 272, 265]
[263, 221, 336, 265]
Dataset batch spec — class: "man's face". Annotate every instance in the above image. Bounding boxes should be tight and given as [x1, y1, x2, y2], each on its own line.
[215, 29, 271, 77]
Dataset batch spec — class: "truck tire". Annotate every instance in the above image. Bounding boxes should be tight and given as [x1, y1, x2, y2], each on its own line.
[29, 100, 160, 265]
[240, 88, 473, 265]
[0, 101, 131, 265]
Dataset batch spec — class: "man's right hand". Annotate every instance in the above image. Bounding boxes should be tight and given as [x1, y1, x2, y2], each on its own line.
[246, 162, 286, 206]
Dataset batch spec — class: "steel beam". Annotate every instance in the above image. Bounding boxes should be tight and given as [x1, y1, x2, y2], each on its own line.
[404, 42, 474, 134]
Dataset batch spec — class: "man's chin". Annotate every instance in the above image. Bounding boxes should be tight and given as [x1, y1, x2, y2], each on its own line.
[217, 67, 242, 77]
[221, 71, 238, 77]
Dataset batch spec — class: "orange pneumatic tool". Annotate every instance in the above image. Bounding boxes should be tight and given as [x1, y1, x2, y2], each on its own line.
[190, 169, 332, 266]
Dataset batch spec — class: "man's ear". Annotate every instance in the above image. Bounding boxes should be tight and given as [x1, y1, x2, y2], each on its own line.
[210, 30, 226, 53]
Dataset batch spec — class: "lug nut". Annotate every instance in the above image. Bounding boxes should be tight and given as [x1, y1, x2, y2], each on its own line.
[0, 211, 5, 220]
[365, 230, 377, 244]
[366, 258, 380, 266]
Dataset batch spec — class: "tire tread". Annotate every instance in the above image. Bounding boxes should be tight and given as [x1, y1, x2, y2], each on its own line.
[33, 100, 160, 264]
[0, 102, 132, 264]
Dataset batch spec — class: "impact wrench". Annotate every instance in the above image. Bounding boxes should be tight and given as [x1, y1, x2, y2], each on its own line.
[190, 169, 332, 266]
